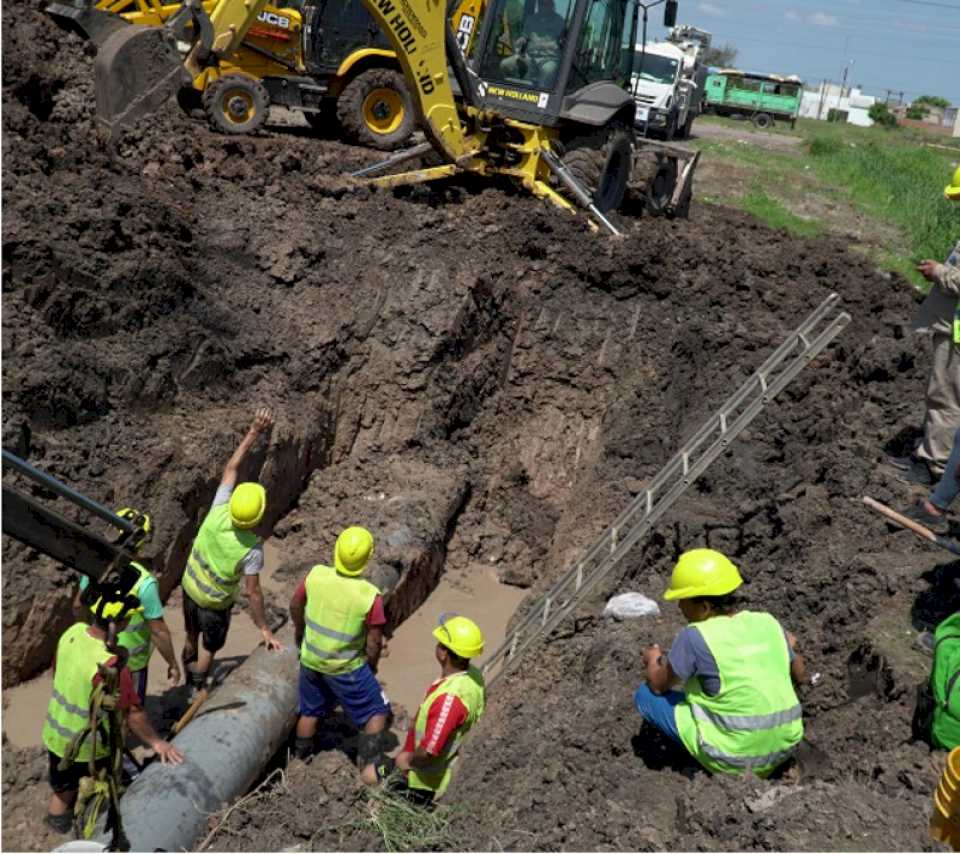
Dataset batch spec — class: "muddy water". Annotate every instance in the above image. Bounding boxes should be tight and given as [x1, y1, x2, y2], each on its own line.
[1, 593, 265, 749]
[377, 564, 527, 719]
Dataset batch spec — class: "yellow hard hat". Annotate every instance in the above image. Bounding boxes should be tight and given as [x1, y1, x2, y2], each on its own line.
[946, 165, 960, 201]
[89, 564, 143, 624]
[663, 548, 743, 601]
[115, 507, 152, 552]
[230, 483, 266, 529]
[334, 526, 374, 576]
[433, 613, 484, 659]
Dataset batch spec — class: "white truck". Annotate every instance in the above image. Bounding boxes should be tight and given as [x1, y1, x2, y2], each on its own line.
[631, 24, 711, 140]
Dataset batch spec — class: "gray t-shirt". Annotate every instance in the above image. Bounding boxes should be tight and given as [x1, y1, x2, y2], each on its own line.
[668, 618, 795, 696]
[212, 485, 264, 576]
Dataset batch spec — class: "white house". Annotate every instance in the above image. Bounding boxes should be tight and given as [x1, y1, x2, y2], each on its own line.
[799, 82, 876, 127]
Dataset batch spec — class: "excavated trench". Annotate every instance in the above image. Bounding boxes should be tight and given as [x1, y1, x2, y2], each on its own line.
[5, 0, 960, 849]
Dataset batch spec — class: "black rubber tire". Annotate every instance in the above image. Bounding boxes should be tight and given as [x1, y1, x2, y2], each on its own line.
[562, 127, 633, 213]
[336, 68, 415, 151]
[752, 112, 773, 130]
[202, 74, 269, 135]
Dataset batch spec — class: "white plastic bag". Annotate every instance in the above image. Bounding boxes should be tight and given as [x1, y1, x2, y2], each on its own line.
[602, 592, 660, 620]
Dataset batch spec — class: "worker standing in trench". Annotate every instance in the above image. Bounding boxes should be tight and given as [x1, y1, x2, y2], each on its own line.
[289, 526, 392, 765]
[75, 509, 181, 704]
[634, 549, 805, 777]
[361, 614, 486, 805]
[42, 590, 184, 834]
[181, 407, 284, 700]
[888, 166, 960, 488]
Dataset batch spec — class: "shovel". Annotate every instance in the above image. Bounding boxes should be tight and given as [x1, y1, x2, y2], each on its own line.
[862, 496, 960, 556]
[170, 688, 208, 736]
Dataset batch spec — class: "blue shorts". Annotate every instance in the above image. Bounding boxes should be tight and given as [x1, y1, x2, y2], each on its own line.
[634, 683, 684, 744]
[298, 663, 391, 728]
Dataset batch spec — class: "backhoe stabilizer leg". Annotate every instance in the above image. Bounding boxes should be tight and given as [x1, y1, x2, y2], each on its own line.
[540, 148, 623, 237]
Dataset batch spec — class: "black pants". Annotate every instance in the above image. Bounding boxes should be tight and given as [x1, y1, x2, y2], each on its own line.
[48, 751, 110, 794]
[183, 594, 232, 653]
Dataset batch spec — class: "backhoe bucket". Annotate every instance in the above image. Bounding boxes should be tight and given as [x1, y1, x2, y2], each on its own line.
[45, 2, 128, 45]
[93, 24, 187, 142]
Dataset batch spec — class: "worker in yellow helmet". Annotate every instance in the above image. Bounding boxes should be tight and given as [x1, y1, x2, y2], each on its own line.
[43, 583, 184, 834]
[289, 526, 391, 764]
[888, 165, 960, 489]
[360, 613, 486, 805]
[181, 407, 283, 700]
[76, 509, 181, 705]
[635, 549, 806, 777]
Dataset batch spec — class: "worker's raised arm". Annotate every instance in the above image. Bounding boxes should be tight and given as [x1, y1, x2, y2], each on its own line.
[220, 407, 274, 490]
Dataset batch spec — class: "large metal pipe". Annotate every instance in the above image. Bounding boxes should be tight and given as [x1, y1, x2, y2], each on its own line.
[99, 626, 299, 852]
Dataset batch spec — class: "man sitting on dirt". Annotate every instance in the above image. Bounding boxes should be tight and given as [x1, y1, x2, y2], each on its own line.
[75, 509, 181, 704]
[634, 549, 806, 777]
[888, 166, 960, 487]
[361, 614, 486, 806]
[43, 589, 183, 834]
[289, 526, 391, 765]
[181, 407, 284, 700]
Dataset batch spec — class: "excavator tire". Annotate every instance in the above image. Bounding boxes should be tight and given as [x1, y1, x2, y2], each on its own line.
[202, 74, 269, 135]
[561, 126, 632, 213]
[337, 69, 415, 151]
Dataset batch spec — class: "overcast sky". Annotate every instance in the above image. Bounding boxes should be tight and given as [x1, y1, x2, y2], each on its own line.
[647, 0, 960, 105]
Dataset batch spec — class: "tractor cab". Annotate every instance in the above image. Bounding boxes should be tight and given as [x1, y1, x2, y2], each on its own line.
[469, 0, 640, 129]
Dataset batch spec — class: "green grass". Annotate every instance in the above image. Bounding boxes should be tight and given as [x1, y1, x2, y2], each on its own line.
[362, 782, 462, 852]
[737, 187, 823, 237]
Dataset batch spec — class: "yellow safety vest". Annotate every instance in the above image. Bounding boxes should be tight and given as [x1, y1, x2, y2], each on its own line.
[408, 667, 486, 796]
[182, 504, 257, 611]
[299, 565, 379, 675]
[675, 611, 803, 777]
[117, 562, 152, 672]
[42, 623, 115, 761]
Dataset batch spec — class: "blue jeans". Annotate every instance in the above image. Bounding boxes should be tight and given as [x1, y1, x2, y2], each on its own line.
[298, 663, 390, 728]
[931, 427, 960, 511]
[634, 683, 684, 744]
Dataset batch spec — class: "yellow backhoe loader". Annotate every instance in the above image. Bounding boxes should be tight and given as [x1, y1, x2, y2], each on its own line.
[89, 0, 697, 231]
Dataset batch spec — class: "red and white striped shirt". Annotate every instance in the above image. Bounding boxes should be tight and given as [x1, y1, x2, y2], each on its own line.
[403, 677, 469, 756]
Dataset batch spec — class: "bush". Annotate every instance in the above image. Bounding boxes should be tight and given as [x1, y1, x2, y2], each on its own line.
[868, 103, 898, 128]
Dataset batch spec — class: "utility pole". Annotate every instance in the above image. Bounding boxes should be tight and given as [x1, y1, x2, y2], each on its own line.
[817, 78, 828, 120]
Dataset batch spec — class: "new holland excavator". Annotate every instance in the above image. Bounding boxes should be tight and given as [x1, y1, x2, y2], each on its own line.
[88, 0, 697, 231]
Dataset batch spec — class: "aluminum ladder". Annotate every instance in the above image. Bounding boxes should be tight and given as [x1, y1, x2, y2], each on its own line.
[480, 292, 851, 688]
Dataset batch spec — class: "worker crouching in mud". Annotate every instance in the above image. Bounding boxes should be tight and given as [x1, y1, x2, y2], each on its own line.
[635, 548, 806, 776]
[42, 592, 184, 834]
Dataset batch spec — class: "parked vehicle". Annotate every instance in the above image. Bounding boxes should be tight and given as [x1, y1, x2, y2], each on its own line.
[630, 24, 710, 140]
[703, 69, 803, 129]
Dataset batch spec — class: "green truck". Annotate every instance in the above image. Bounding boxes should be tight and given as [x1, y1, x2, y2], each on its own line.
[702, 70, 803, 129]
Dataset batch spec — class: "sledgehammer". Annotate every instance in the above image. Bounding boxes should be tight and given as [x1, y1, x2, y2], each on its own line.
[862, 496, 960, 556]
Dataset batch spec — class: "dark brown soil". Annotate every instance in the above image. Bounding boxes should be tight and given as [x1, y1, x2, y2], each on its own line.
[3, 0, 959, 849]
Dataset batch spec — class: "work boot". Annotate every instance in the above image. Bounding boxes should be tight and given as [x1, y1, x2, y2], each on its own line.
[886, 453, 916, 471]
[294, 736, 314, 761]
[43, 811, 73, 834]
[185, 671, 206, 704]
[904, 500, 949, 534]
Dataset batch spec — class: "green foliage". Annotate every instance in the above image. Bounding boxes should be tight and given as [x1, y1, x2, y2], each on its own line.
[906, 104, 928, 120]
[915, 95, 951, 110]
[868, 102, 898, 128]
[738, 187, 823, 237]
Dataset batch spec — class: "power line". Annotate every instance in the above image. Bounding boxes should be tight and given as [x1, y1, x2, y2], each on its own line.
[896, 0, 960, 9]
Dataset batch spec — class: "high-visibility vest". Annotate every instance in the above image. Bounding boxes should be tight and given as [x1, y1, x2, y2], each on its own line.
[42, 623, 115, 761]
[299, 565, 379, 675]
[675, 611, 803, 777]
[953, 303, 959, 345]
[182, 504, 257, 611]
[117, 562, 153, 672]
[408, 667, 486, 796]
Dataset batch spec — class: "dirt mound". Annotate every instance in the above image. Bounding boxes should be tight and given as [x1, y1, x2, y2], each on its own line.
[3, 0, 956, 848]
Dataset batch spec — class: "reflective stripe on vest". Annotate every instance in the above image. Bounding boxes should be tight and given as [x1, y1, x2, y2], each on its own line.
[117, 563, 153, 672]
[182, 504, 257, 611]
[408, 667, 486, 797]
[42, 623, 114, 762]
[675, 611, 803, 777]
[299, 565, 379, 675]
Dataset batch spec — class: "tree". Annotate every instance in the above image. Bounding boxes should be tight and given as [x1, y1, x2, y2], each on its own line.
[702, 43, 738, 68]
[914, 95, 950, 110]
[868, 102, 897, 128]
[906, 104, 929, 120]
